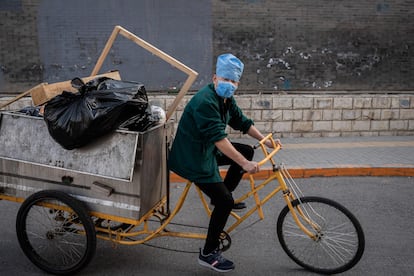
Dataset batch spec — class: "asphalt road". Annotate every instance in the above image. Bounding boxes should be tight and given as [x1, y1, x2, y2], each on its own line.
[1, 176, 414, 275]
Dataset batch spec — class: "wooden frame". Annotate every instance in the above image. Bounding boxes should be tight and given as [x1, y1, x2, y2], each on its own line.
[91, 25, 198, 121]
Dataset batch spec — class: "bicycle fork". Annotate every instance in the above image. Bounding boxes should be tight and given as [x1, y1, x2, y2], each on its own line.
[275, 171, 320, 241]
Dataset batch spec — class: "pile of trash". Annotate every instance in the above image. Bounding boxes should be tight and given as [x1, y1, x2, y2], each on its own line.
[19, 76, 165, 150]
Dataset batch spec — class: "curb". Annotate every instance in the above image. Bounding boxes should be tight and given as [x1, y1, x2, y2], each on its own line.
[169, 167, 414, 183]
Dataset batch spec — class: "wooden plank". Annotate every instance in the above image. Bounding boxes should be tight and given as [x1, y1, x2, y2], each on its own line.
[90, 27, 120, 77]
[0, 83, 46, 110]
[31, 71, 121, 106]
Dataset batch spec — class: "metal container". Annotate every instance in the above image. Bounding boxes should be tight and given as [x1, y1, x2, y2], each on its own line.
[0, 111, 171, 220]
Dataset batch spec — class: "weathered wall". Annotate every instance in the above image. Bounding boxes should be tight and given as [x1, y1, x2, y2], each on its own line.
[0, 0, 41, 93]
[213, 0, 414, 92]
[1, 0, 413, 95]
[0, 0, 212, 94]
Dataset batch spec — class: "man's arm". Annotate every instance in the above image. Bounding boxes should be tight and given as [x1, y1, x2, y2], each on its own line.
[214, 138, 259, 173]
[246, 125, 265, 141]
[246, 125, 280, 148]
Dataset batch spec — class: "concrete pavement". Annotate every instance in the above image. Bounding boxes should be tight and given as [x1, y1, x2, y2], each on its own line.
[170, 135, 414, 181]
[1, 134, 413, 275]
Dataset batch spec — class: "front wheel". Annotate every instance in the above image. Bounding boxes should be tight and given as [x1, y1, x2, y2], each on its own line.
[16, 190, 96, 275]
[277, 196, 365, 274]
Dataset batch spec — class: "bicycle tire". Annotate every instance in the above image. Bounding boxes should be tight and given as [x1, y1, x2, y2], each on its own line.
[277, 196, 364, 274]
[16, 190, 96, 275]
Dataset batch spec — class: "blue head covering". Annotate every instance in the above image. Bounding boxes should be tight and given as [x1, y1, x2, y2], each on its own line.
[215, 53, 244, 82]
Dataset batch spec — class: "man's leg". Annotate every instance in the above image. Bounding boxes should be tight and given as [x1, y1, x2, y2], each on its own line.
[216, 142, 254, 192]
[194, 181, 233, 254]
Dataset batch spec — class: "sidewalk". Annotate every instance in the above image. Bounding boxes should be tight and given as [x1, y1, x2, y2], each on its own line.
[170, 135, 414, 181]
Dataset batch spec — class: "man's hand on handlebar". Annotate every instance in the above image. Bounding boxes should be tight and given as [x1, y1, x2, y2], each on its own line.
[242, 136, 282, 174]
[242, 160, 260, 174]
[264, 138, 282, 149]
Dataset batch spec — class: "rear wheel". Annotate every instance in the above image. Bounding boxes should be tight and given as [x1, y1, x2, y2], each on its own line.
[16, 190, 96, 275]
[277, 196, 364, 274]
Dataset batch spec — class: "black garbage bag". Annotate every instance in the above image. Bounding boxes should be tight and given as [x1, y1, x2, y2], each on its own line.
[44, 77, 149, 150]
[120, 105, 165, 132]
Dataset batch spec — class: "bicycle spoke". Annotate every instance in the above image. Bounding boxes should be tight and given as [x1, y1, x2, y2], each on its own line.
[324, 232, 358, 247]
[320, 237, 352, 264]
[283, 230, 309, 239]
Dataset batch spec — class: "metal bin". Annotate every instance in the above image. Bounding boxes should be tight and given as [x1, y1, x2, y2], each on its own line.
[0, 111, 172, 220]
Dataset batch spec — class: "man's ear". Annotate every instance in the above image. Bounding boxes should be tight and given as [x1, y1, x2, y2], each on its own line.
[212, 74, 218, 87]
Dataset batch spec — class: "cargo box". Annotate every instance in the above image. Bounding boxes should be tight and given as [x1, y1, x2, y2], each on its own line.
[0, 111, 172, 220]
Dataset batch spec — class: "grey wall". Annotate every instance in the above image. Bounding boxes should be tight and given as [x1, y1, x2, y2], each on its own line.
[0, 0, 212, 94]
[0, 0, 413, 95]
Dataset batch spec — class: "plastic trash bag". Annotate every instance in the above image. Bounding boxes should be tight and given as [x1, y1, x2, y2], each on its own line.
[44, 77, 149, 150]
[18, 106, 42, 117]
[150, 105, 166, 124]
[120, 105, 166, 132]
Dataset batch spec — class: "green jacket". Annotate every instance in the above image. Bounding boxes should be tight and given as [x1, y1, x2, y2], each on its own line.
[168, 83, 253, 183]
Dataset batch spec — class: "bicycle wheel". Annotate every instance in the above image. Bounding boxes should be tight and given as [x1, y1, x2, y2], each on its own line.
[16, 190, 96, 275]
[277, 196, 364, 274]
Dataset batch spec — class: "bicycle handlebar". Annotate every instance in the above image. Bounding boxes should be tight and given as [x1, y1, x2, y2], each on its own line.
[254, 133, 282, 167]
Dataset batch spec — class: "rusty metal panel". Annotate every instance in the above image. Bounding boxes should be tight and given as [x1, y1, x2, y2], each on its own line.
[0, 112, 138, 181]
[0, 111, 171, 220]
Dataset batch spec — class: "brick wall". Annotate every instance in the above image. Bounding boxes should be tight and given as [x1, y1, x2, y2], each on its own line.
[0, 0, 41, 92]
[213, 0, 414, 91]
[166, 94, 414, 138]
[3, 93, 412, 137]
[1, 0, 413, 94]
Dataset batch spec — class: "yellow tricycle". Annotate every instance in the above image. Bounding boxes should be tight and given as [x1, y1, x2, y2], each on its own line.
[0, 114, 364, 275]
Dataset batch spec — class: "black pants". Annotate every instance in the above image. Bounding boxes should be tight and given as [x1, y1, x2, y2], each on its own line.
[195, 143, 254, 254]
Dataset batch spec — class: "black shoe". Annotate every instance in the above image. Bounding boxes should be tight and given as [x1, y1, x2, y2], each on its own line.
[198, 248, 235, 272]
[233, 202, 247, 210]
[210, 201, 247, 211]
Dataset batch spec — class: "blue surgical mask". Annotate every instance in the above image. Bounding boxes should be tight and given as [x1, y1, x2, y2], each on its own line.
[216, 81, 237, 98]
